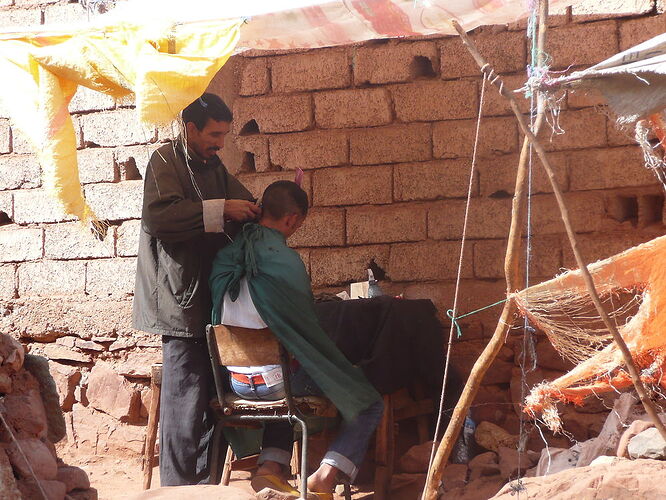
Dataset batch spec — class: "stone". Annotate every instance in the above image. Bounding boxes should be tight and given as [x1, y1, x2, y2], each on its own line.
[7, 438, 58, 480]
[116, 352, 161, 378]
[0, 370, 11, 393]
[0, 333, 24, 372]
[448, 475, 505, 500]
[41, 345, 92, 364]
[398, 440, 435, 473]
[255, 489, 297, 500]
[18, 261, 87, 297]
[83, 181, 143, 221]
[287, 208, 345, 248]
[314, 88, 392, 128]
[129, 485, 256, 499]
[86, 362, 136, 419]
[628, 427, 666, 459]
[474, 421, 519, 453]
[55, 466, 90, 492]
[44, 222, 114, 260]
[346, 204, 427, 244]
[0, 227, 42, 263]
[389, 239, 473, 281]
[535, 445, 580, 477]
[311, 165, 392, 206]
[16, 478, 66, 500]
[0, 447, 21, 499]
[498, 446, 536, 480]
[350, 123, 430, 165]
[468, 451, 500, 481]
[67, 488, 98, 500]
[23, 355, 67, 443]
[3, 371, 48, 438]
[389, 473, 427, 500]
[617, 419, 653, 458]
[491, 458, 666, 500]
[441, 463, 468, 491]
[74, 339, 104, 352]
[51, 360, 80, 411]
[109, 338, 137, 352]
[85, 258, 137, 297]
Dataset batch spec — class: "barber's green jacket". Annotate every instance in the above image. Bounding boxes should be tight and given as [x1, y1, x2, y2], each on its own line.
[209, 223, 381, 421]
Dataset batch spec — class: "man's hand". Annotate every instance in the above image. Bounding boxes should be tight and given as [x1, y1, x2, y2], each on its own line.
[224, 199, 261, 222]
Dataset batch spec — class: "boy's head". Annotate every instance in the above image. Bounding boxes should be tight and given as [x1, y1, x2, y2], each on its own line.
[182, 93, 233, 160]
[260, 180, 308, 238]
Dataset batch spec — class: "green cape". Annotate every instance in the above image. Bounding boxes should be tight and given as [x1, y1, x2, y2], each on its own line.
[209, 223, 380, 421]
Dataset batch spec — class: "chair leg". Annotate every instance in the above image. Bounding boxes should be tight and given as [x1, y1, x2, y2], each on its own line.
[374, 394, 394, 500]
[209, 422, 225, 484]
[342, 479, 352, 500]
[221, 445, 234, 486]
[292, 415, 308, 500]
[292, 439, 301, 483]
[142, 364, 161, 490]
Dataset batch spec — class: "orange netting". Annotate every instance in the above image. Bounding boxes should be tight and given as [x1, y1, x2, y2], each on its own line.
[514, 234, 666, 432]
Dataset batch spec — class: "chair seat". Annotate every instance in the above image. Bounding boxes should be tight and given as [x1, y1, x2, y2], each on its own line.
[213, 393, 337, 418]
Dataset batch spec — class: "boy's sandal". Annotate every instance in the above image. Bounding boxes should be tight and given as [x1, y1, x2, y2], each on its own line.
[306, 492, 334, 500]
[250, 474, 300, 496]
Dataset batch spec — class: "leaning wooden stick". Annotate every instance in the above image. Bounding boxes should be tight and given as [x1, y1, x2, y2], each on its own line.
[422, 4, 549, 496]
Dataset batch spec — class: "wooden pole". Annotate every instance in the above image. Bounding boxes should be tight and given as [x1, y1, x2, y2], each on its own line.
[422, 5, 551, 498]
[143, 363, 162, 490]
[442, 2, 666, 468]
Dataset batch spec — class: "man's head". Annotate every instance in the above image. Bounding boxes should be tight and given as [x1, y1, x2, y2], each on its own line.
[260, 181, 308, 238]
[182, 93, 233, 161]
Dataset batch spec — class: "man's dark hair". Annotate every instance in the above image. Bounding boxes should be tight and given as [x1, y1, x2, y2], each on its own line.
[181, 93, 233, 130]
[261, 181, 309, 219]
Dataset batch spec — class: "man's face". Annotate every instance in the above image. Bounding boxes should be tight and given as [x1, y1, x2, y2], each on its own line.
[186, 118, 230, 160]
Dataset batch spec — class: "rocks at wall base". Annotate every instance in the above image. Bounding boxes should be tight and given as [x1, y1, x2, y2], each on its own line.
[398, 440, 435, 473]
[0, 447, 21, 499]
[85, 362, 136, 420]
[6, 437, 58, 480]
[475, 421, 519, 453]
[628, 427, 666, 459]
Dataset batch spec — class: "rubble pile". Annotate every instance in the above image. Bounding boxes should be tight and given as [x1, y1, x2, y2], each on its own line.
[0, 332, 98, 499]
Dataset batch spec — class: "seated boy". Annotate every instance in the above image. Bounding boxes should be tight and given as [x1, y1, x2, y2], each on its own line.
[209, 181, 383, 497]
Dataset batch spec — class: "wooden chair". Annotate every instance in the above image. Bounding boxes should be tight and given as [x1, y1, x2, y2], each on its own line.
[205, 324, 351, 500]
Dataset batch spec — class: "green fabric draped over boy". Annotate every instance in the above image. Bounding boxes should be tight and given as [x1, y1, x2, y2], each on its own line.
[209, 222, 380, 422]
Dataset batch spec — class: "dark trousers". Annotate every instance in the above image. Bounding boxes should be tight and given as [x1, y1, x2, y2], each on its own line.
[160, 335, 225, 486]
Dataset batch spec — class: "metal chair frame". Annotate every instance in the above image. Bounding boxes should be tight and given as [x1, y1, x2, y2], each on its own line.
[206, 324, 351, 500]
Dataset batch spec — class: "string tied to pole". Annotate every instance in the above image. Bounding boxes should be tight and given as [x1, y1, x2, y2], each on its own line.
[446, 298, 508, 338]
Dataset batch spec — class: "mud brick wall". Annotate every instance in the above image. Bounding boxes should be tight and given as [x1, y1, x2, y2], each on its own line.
[0, 0, 665, 456]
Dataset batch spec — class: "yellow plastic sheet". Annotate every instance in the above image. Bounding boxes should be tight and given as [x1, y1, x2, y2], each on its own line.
[0, 19, 241, 226]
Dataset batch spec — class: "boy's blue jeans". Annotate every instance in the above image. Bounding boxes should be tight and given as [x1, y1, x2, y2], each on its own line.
[230, 367, 384, 480]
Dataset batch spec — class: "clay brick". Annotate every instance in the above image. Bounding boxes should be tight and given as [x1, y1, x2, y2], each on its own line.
[389, 240, 473, 281]
[84, 180, 143, 221]
[77, 148, 117, 184]
[288, 208, 345, 248]
[236, 135, 270, 172]
[0, 264, 15, 298]
[11, 126, 32, 154]
[545, 109, 607, 151]
[428, 198, 512, 240]
[392, 81, 478, 122]
[572, 0, 653, 21]
[569, 147, 656, 190]
[607, 118, 635, 147]
[0, 226, 42, 262]
[483, 74, 532, 117]
[347, 204, 426, 244]
[561, 231, 658, 268]
[478, 152, 569, 196]
[0, 120, 10, 153]
[272, 49, 350, 92]
[269, 130, 347, 171]
[433, 117, 518, 159]
[531, 192, 610, 235]
[18, 260, 86, 296]
[350, 123, 431, 165]
[116, 219, 140, 257]
[354, 41, 438, 85]
[547, 21, 618, 70]
[237, 171, 312, 201]
[239, 57, 270, 96]
[69, 86, 116, 114]
[474, 236, 563, 280]
[394, 160, 478, 201]
[0, 8, 41, 29]
[312, 165, 392, 206]
[567, 88, 606, 109]
[86, 258, 136, 297]
[43, 2, 87, 24]
[80, 109, 154, 147]
[0, 155, 40, 190]
[44, 222, 115, 260]
[115, 144, 159, 180]
[310, 245, 389, 287]
[233, 95, 313, 134]
[13, 189, 75, 224]
[619, 14, 666, 51]
[314, 88, 392, 128]
[441, 31, 526, 79]
[0, 191, 12, 220]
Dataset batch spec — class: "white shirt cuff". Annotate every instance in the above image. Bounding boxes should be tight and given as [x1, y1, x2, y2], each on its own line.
[202, 199, 226, 233]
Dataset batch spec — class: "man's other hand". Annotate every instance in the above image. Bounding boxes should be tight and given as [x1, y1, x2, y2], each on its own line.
[225, 200, 261, 222]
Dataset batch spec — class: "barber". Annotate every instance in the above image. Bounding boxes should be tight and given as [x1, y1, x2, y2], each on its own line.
[132, 93, 260, 486]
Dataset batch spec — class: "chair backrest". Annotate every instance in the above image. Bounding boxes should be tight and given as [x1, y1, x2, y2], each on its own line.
[212, 324, 281, 366]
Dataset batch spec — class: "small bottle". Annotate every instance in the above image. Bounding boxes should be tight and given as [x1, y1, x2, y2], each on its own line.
[367, 268, 383, 298]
